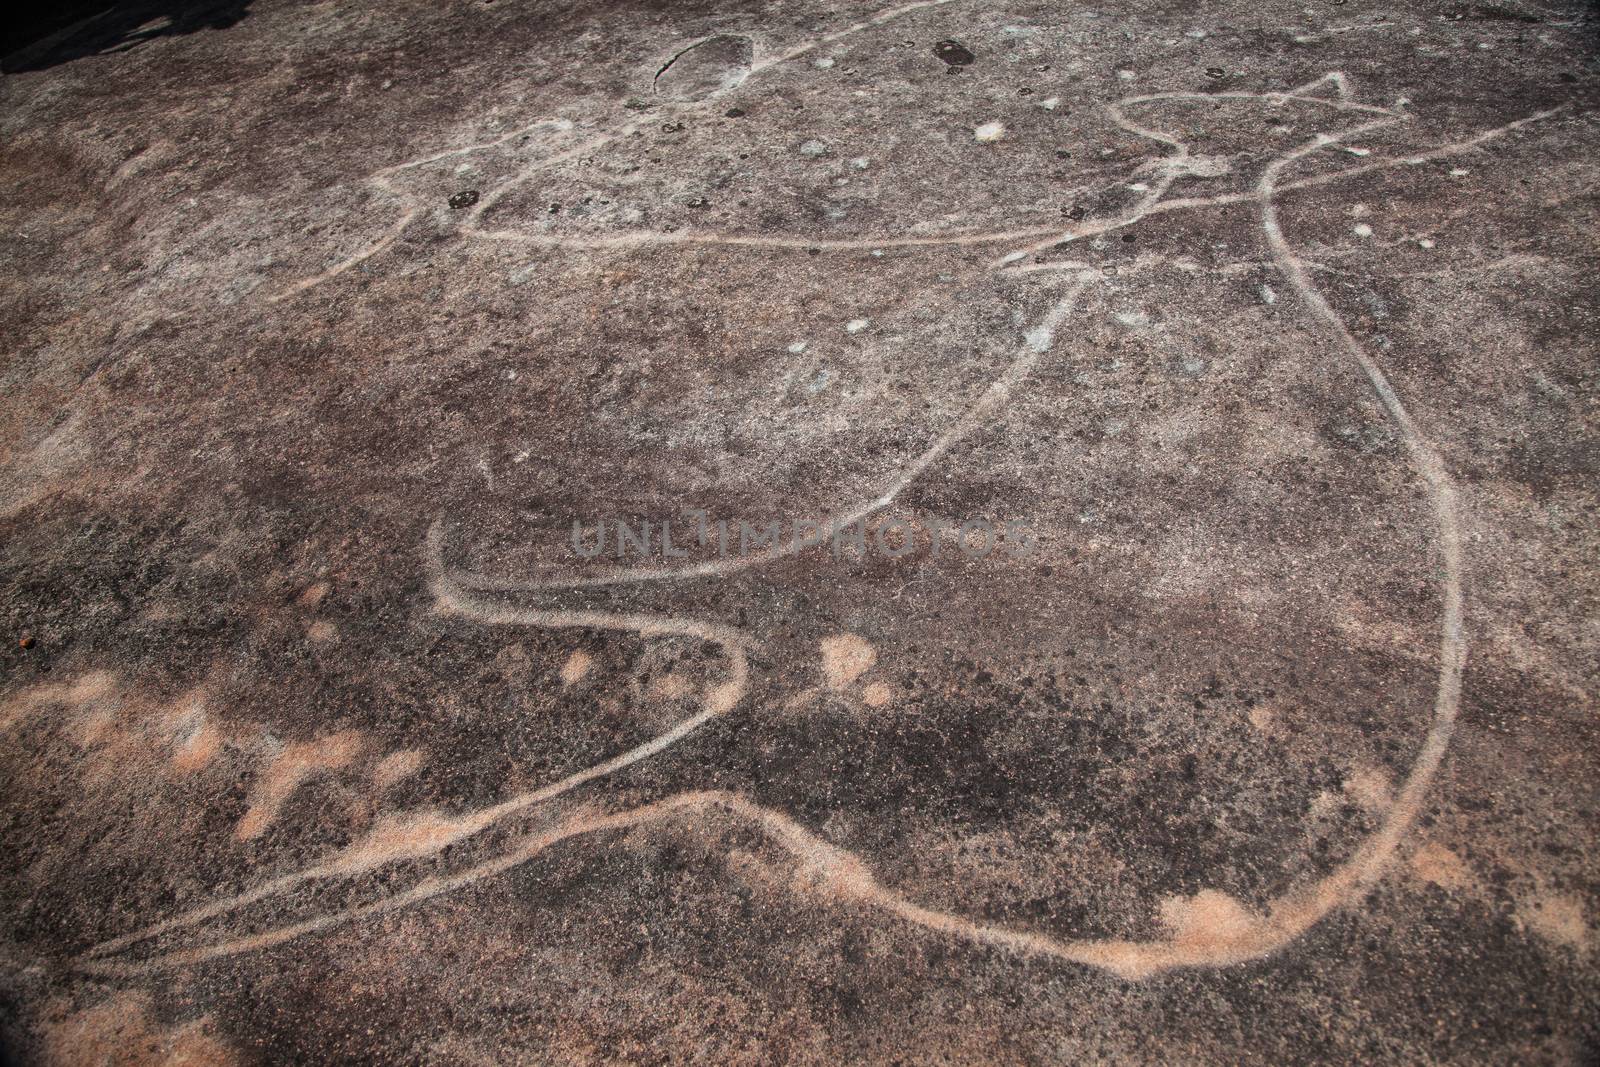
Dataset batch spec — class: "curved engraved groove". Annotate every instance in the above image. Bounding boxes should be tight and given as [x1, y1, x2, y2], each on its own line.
[447, 273, 1095, 592]
[80, 527, 752, 966]
[269, 0, 972, 301]
[77, 73, 1569, 981]
[75, 272, 1089, 970]
[652, 34, 754, 101]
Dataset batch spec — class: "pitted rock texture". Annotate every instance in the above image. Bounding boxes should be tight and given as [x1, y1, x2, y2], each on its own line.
[1, 0, 1598, 1063]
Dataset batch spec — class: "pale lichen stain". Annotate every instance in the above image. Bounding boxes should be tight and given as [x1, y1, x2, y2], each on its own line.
[559, 650, 595, 687]
[820, 633, 876, 690]
[1409, 841, 1473, 892]
[372, 749, 425, 793]
[40, 992, 239, 1067]
[234, 730, 365, 841]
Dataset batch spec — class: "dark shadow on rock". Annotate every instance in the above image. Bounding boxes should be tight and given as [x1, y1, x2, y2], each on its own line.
[2, 1, 251, 74]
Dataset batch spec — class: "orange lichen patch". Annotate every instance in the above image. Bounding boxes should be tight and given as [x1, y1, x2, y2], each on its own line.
[1247, 703, 1275, 731]
[160, 691, 222, 774]
[1, 675, 242, 790]
[1410, 842, 1472, 891]
[1083, 838, 1410, 979]
[372, 748, 425, 793]
[56, 677, 187, 782]
[1518, 891, 1593, 954]
[704, 676, 745, 715]
[559, 650, 595, 686]
[1342, 765, 1394, 811]
[652, 673, 694, 700]
[235, 730, 365, 841]
[820, 633, 876, 690]
[40, 991, 238, 1067]
[1, 670, 118, 732]
[296, 580, 331, 608]
[1158, 890, 1262, 951]
[170, 720, 224, 774]
[306, 620, 338, 643]
[861, 682, 893, 708]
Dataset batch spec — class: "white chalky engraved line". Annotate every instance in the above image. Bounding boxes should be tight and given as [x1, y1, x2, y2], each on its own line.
[82, 50, 1566, 976]
[79, 273, 1094, 973]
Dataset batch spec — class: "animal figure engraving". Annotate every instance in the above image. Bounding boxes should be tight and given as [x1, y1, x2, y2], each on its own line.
[77, 0, 1565, 980]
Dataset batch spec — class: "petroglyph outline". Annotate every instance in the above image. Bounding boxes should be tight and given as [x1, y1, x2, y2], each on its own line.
[81, 54, 1569, 979]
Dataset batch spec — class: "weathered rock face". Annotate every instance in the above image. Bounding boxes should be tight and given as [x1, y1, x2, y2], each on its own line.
[1, 0, 1597, 1063]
